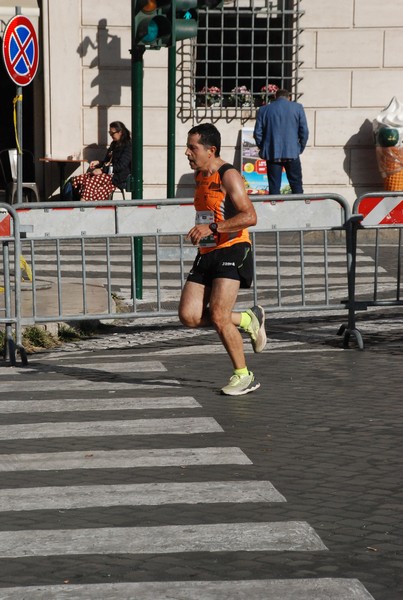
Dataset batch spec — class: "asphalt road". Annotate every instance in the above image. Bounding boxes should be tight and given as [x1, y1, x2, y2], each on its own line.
[0, 309, 401, 599]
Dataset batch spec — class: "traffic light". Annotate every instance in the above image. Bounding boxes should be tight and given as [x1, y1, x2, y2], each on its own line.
[171, 0, 223, 43]
[171, 0, 198, 44]
[133, 0, 222, 49]
[133, 0, 171, 48]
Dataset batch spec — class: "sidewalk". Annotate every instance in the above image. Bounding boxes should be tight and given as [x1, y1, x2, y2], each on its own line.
[35, 304, 403, 355]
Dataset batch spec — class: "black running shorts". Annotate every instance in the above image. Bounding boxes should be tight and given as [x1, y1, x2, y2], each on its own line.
[187, 242, 253, 289]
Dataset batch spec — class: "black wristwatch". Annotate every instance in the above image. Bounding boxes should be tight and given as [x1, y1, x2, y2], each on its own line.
[209, 222, 218, 234]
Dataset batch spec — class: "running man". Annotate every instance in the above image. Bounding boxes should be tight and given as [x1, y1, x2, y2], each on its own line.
[178, 123, 267, 396]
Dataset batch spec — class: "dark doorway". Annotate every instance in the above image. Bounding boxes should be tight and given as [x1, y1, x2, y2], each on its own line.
[0, 55, 35, 179]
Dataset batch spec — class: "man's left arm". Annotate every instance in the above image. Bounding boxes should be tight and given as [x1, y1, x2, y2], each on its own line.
[218, 169, 257, 233]
[298, 105, 309, 153]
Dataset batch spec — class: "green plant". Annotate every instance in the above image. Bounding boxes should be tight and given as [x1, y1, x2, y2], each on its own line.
[228, 85, 254, 108]
[196, 86, 222, 107]
[74, 320, 99, 337]
[22, 326, 59, 350]
[57, 325, 81, 342]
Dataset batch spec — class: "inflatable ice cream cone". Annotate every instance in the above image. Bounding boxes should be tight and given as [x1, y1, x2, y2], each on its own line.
[373, 97, 403, 190]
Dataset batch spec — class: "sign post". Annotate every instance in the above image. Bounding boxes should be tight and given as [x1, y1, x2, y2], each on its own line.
[2, 12, 39, 204]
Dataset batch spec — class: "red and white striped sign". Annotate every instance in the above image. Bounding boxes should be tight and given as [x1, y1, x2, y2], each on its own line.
[0, 209, 11, 237]
[359, 195, 403, 225]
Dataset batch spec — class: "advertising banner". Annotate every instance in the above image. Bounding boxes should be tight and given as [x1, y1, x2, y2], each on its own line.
[241, 128, 289, 195]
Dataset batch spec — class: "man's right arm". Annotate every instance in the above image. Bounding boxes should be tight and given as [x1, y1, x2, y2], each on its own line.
[253, 108, 264, 149]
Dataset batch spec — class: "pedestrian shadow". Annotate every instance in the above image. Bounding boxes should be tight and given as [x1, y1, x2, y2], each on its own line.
[76, 18, 130, 159]
[343, 118, 383, 199]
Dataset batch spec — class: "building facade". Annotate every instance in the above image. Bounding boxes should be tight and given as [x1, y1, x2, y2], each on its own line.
[1, 0, 403, 205]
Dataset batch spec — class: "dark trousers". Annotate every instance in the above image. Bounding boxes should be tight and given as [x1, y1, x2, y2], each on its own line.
[266, 157, 303, 195]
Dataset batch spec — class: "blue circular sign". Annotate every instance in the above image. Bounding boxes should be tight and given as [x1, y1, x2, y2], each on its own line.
[2, 15, 39, 86]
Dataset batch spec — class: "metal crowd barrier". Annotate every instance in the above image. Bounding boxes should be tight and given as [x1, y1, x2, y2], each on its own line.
[0, 203, 27, 366]
[341, 192, 403, 349]
[1, 194, 352, 365]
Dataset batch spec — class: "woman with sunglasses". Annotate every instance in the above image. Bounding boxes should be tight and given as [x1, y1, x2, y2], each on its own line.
[71, 121, 131, 201]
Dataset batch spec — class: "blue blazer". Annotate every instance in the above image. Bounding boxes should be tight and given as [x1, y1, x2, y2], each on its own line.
[253, 97, 309, 161]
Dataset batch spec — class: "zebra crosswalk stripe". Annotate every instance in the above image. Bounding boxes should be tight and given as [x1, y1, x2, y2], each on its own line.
[0, 396, 201, 413]
[0, 446, 252, 471]
[0, 481, 286, 511]
[0, 579, 375, 599]
[0, 522, 327, 558]
[0, 379, 180, 391]
[64, 360, 167, 372]
[0, 417, 223, 440]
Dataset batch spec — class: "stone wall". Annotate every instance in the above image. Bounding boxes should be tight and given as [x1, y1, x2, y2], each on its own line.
[41, 0, 403, 204]
[299, 0, 403, 203]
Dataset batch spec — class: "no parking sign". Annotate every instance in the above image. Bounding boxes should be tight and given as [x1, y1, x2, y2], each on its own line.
[2, 15, 39, 86]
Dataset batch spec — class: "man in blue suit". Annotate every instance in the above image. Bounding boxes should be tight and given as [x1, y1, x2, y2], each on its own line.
[253, 88, 309, 195]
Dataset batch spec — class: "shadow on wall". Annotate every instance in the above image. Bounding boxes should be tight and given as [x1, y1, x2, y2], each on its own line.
[76, 18, 130, 162]
[176, 173, 195, 198]
[234, 129, 242, 171]
[343, 118, 383, 200]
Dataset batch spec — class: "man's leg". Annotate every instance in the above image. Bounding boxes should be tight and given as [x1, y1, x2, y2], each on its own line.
[210, 279, 260, 395]
[266, 161, 283, 195]
[179, 278, 246, 370]
[234, 306, 267, 353]
[179, 278, 260, 396]
[178, 280, 211, 328]
[208, 277, 246, 370]
[179, 279, 266, 356]
[285, 157, 303, 194]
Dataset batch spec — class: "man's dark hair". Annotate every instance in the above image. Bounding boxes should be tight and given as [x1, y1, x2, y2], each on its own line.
[188, 123, 221, 156]
[275, 89, 291, 100]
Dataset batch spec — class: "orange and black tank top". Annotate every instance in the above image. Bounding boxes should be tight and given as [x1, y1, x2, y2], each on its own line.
[194, 163, 251, 254]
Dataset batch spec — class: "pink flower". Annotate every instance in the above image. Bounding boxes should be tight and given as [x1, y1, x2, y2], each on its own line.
[229, 86, 254, 107]
[197, 86, 222, 107]
[260, 83, 279, 105]
[199, 86, 221, 97]
[260, 83, 279, 96]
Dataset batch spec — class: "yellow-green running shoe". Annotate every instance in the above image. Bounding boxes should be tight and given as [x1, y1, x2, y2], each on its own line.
[245, 305, 267, 352]
[221, 371, 260, 396]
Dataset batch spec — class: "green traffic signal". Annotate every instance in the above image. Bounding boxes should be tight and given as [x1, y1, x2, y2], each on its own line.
[133, 0, 171, 48]
[133, 0, 221, 48]
[173, 0, 198, 43]
[172, 0, 222, 44]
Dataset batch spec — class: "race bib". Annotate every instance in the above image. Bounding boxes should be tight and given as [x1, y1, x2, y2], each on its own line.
[196, 210, 216, 248]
